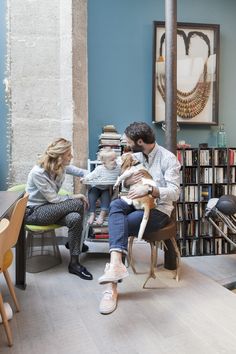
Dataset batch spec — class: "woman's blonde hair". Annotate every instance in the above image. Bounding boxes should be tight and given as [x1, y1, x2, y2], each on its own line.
[38, 138, 72, 177]
[98, 147, 116, 162]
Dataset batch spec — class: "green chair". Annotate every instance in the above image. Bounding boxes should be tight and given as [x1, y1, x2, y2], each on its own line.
[8, 184, 70, 273]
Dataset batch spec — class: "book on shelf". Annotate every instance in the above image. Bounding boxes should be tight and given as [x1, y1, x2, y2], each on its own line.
[199, 149, 212, 166]
[200, 185, 212, 201]
[99, 138, 121, 145]
[229, 149, 236, 165]
[93, 234, 109, 239]
[177, 150, 183, 165]
[99, 132, 121, 139]
[91, 226, 109, 234]
[214, 148, 228, 165]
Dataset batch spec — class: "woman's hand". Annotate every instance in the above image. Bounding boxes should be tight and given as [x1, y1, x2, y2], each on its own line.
[73, 194, 89, 209]
[124, 171, 145, 188]
[127, 184, 149, 199]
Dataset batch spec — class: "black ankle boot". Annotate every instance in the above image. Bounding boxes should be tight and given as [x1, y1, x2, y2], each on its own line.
[68, 262, 93, 280]
[65, 242, 89, 253]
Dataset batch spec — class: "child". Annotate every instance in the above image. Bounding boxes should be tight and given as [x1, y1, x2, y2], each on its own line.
[82, 148, 121, 225]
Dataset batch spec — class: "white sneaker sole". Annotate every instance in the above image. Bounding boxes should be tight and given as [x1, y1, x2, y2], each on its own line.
[99, 298, 118, 315]
[98, 271, 129, 285]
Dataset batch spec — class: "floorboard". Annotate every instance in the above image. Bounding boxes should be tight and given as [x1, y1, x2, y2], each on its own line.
[0, 241, 236, 353]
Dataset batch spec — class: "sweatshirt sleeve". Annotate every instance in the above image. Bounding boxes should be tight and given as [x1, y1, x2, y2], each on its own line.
[65, 165, 88, 177]
[82, 166, 101, 182]
[31, 170, 70, 203]
[158, 157, 181, 202]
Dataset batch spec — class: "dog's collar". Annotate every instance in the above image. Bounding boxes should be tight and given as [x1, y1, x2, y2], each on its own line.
[133, 161, 141, 166]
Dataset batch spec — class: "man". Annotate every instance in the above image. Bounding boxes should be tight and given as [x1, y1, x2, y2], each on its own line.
[98, 122, 181, 314]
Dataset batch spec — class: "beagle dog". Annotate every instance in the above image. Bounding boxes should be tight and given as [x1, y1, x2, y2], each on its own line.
[114, 153, 156, 241]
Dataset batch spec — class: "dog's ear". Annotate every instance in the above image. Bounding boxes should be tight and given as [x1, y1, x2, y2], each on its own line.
[121, 153, 133, 171]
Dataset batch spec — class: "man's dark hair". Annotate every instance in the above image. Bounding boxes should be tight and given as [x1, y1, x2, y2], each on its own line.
[124, 122, 155, 144]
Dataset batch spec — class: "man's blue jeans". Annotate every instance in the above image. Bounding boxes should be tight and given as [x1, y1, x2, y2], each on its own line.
[108, 198, 170, 254]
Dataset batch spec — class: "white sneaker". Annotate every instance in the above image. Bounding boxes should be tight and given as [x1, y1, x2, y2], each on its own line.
[99, 290, 118, 315]
[98, 263, 129, 284]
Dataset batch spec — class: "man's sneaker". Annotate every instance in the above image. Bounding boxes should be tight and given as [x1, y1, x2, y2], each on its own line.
[98, 263, 129, 284]
[99, 290, 118, 315]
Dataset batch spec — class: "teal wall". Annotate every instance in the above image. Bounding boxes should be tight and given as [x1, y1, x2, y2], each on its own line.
[88, 0, 236, 159]
[0, 0, 7, 189]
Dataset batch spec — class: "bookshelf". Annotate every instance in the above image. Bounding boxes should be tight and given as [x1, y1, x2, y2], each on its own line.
[177, 147, 236, 257]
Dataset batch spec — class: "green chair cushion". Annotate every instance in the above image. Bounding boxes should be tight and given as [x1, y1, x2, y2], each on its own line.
[7, 184, 26, 192]
[25, 224, 61, 232]
[8, 184, 72, 232]
[8, 184, 71, 196]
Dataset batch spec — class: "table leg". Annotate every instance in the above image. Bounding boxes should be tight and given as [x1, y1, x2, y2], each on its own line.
[15, 223, 26, 289]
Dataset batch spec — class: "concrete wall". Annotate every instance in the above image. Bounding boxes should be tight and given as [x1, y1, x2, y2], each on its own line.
[6, 0, 88, 191]
[0, 0, 8, 190]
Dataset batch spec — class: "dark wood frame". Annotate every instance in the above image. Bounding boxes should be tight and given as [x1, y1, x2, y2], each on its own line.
[152, 21, 220, 125]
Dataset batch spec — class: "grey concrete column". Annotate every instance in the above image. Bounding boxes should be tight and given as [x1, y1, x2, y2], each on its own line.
[72, 0, 88, 193]
[164, 0, 178, 270]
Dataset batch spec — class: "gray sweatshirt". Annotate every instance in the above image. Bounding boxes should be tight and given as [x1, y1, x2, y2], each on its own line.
[26, 164, 87, 207]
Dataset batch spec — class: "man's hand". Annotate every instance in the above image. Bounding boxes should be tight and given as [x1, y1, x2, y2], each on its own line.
[127, 184, 149, 199]
[124, 171, 145, 188]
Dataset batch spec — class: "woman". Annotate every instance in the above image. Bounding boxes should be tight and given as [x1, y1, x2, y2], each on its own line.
[25, 138, 93, 280]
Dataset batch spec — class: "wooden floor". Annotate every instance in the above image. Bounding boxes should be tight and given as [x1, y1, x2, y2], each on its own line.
[1, 241, 236, 353]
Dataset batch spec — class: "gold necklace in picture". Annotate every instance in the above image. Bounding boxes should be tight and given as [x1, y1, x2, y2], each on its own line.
[157, 30, 212, 120]
[157, 61, 211, 119]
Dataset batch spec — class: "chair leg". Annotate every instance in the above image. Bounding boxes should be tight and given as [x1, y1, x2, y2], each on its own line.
[128, 237, 138, 274]
[0, 291, 13, 347]
[26, 231, 32, 258]
[170, 237, 181, 282]
[143, 241, 158, 289]
[3, 270, 20, 312]
[50, 231, 62, 262]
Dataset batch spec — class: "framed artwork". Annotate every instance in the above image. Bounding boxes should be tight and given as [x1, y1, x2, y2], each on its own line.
[152, 21, 220, 125]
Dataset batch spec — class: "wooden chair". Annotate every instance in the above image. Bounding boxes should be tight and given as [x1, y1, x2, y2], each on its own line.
[0, 193, 28, 346]
[8, 185, 70, 273]
[128, 212, 181, 288]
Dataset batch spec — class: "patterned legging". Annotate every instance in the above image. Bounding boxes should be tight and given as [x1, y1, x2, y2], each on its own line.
[24, 199, 84, 256]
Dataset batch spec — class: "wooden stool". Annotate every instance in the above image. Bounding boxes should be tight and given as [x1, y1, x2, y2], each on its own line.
[128, 218, 180, 288]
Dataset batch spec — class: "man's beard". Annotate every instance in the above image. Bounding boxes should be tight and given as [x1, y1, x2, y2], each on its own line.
[131, 143, 144, 153]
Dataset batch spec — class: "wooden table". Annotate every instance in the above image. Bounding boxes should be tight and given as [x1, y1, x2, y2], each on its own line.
[0, 191, 26, 289]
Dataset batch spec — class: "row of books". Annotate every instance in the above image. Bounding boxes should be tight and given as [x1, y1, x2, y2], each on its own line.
[177, 148, 236, 167]
[179, 237, 232, 256]
[179, 186, 212, 202]
[229, 185, 236, 194]
[184, 167, 198, 184]
[215, 184, 228, 197]
[229, 167, 236, 183]
[199, 167, 213, 184]
[182, 166, 236, 184]
[214, 167, 228, 183]
[214, 149, 228, 165]
[87, 224, 109, 240]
